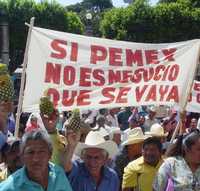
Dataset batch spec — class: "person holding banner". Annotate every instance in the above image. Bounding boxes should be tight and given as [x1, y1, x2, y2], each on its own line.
[153, 130, 200, 191]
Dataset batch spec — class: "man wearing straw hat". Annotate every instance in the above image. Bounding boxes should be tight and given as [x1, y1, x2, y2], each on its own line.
[64, 130, 119, 191]
[122, 137, 163, 191]
[143, 106, 158, 132]
[145, 123, 169, 153]
[114, 127, 150, 190]
[145, 123, 168, 138]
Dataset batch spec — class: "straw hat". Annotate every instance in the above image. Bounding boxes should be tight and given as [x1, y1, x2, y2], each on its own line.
[122, 127, 150, 146]
[74, 131, 118, 158]
[145, 123, 168, 137]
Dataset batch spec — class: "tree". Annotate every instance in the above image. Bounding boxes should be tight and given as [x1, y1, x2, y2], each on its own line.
[66, 0, 113, 37]
[159, 0, 200, 7]
[159, 0, 178, 3]
[4, 0, 84, 71]
[67, 0, 113, 13]
[81, 0, 113, 12]
[101, 0, 155, 41]
[100, 0, 200, 42]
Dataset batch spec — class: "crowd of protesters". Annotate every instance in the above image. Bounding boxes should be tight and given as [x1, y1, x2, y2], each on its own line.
[0, 99, 200, 191]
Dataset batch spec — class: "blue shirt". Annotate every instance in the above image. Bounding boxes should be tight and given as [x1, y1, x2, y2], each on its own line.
[0, 162, 72, 191]
[7, 113, 15, 134]
[0, 132, 6, 150]
[67, 160, 119, 191]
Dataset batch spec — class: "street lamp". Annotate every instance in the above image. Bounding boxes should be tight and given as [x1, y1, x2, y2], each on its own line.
[86, 12, 92, 21]
[85, 11, 93, 36]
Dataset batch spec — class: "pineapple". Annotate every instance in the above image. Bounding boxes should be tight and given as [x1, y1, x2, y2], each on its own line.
[66, 109, 81, 132]
[39, 96, 54, 117]
[0, 64, 14, 103]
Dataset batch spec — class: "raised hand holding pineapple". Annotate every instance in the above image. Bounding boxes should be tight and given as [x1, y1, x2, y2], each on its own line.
[65, 109, 81, 132]
[0, 63, 14, 132]
[64, 109, 81, 146]
[0, 64, 14, 113]
[39, 96, 58, 133]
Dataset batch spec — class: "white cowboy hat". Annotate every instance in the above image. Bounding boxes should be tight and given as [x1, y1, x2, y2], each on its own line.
[109, 127, 121, 139]
[96, 127, 109, 137]
[122, 127, 150, 146]
[145, 123, 168, 137]
[74, 131, 118, 158]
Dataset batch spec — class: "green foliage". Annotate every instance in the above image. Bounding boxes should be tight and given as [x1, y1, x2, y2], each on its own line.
[100, 7, 130, 39]
[0, 0, 8, 22]
[66, 0, 113, 37]
[100, 0, 200, 42]
[67, 3, 83, 13]
[101, 0, 155, 41]
[81, 0, 113, 12]
[65, 11, 84, 34]
[159, 0, 200, 7]
[0, 0, 84, 71]
[34, 1, 84, 34]
[159, 0, 178, 3]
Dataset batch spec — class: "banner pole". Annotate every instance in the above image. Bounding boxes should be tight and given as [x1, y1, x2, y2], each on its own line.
[15, 17, 35, 137]
[170, 44, 200, 143]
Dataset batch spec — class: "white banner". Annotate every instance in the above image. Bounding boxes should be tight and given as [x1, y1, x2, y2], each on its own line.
[186, 80, 200, 113]
[22, 26, 200, 112]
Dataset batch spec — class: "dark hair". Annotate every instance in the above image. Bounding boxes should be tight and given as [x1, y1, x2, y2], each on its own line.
[182, 129, 200, 151]
[99, 108, 107, 115]
[1, 140, 20, 157]
[143, 137, 162, 152]
[166, 129, 200, 157]
[165, 135, 183, 157]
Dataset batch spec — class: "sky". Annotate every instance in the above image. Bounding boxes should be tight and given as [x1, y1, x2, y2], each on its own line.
[35, 0, 159, 7]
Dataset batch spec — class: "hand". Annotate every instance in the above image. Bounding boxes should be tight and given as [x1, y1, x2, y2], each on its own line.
[65, 129, 80, 148]
[0, 110, 8, 132]
[0, 101, 13, 113]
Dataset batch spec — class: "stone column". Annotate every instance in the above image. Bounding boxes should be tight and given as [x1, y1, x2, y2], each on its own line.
[0, 21, 9, 65]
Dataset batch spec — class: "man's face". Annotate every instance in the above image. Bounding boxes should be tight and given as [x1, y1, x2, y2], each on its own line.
[149, 111, 156, 119]
[139, 116, 145, 125]
[142, 143, 161, 166]
[0, 101, 13, 113]
[112, 133, 121, 145]
[42, 114, 58, 133]
[82, 148, 108, 177]
[97, 117, 106, 127]
[4, 143, 23, 173]
[0, 109, 9, 132]
[127, 142, 143, 160]
[22, 140, 51, 179]
[190, 118, 197, 129]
